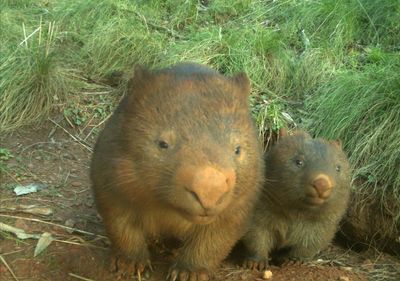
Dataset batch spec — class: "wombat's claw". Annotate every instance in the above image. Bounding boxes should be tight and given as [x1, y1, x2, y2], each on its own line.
[167, 266, 210, 281]
[110, 255, 152, 279]
[281, 258, 302, 267]
[243, 258, 269, 271]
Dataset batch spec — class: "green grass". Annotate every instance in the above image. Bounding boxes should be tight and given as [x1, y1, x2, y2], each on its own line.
[306, 51, 400, 228]
[0, 0, 399, 234]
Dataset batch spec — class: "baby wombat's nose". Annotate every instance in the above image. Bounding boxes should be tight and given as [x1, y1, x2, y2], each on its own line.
[312, 174, 333, 199]
[188, 166, 236, 211]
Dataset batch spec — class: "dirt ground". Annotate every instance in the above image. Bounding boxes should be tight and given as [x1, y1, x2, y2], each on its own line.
[1, 121, 399, 281]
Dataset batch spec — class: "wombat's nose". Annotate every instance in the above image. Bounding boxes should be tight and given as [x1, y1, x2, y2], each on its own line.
[312, 174, 333, 199]
[188, 166, 236, 211]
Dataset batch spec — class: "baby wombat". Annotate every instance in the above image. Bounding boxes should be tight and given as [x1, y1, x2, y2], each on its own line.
[243, 130, 350, 270]
[90, 62, 264, 280]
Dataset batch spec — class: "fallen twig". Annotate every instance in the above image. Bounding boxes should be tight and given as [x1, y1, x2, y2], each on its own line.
[0, 254, 20, 281]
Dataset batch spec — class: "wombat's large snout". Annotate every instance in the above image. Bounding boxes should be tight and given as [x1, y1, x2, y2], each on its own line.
[311, 174, 333, 199]
[183, 166, 236, 213]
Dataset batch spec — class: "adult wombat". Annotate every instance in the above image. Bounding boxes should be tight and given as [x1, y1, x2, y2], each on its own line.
[243, 130, 351, 270]
[90, 63, 264, 280]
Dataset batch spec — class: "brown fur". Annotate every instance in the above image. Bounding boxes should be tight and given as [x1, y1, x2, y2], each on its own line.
[243, 131, 351, 270]
[90, 62, 264, 280]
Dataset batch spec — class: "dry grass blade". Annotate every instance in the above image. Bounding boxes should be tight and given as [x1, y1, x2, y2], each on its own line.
[0, 214, 107, 239]
[68, 273, 94, 281]
[48, 118, 92, 152]
[0, 255, 20, 281]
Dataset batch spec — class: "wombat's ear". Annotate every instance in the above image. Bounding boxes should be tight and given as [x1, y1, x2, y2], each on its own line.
[232, 73, 251, 96]
[330, 139, 343, 149]
[291, 130, 311, 139]
[129, 65, 151, 85]
[278, 128, 288, 138]
[127, 65, 153, 97]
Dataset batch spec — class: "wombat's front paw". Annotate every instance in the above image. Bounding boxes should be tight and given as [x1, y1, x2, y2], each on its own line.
[243, 256, 269, 271]
[110, 254, 152, 279]
[167, 264, 210, 281]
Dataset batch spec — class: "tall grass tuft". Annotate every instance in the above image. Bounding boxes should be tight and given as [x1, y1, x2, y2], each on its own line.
[54, 1, 169, 78]
[306, 52, 400, 228]
[0, 19, 74, 132]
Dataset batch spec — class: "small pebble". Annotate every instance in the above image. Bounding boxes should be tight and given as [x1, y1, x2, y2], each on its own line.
[65, 218, 76, 233]
[71, 181, 82, 187]
[339, 277, 350, 281]
[262, 270, 273, 280]
[27, 163, 34, 169]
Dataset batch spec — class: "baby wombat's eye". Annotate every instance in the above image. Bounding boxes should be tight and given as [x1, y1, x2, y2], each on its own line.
[295, 159, 304, 167]
[234, 145, 241, 155]
[158, 140, 169, 149]
[336, 165, 341, 172]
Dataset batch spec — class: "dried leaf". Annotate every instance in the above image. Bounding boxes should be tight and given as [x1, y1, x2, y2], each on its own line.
[13, 183, 48, 196]
[0, 222, 40, 240]
[34, 232, 54, 257]
[1, 204, 53, 216]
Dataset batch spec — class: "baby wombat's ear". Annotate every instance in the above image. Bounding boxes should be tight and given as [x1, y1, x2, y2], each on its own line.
[231, 73, 251, 97]
[278, 127, 288, 138]
[329, 139, 343, 149]
[289, 130, 312, 140]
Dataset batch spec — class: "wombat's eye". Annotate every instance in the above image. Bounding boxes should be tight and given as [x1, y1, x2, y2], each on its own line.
[158, 140, 169, 149]
[234, 146, 241, 155]
[336, 165, 341, 172]
[295, 159, 304, 167]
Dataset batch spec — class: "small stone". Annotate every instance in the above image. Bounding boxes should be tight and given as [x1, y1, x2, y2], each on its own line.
[361, 259, 374, 270]
[63, 153, 71, 159]
[71, 181, 82, 187]
[35, 156, 42, 160]
[27, 163, 34, 169]
[262, 270, 273, 279]
[339, 277, 350, 281]
[65, 219, 76, 233]
[85, 200, 94, 207]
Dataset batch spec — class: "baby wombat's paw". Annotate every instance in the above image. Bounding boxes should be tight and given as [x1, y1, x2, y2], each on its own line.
[280, 257, 306, 267]
[110, 254, 152, 280]
[242, 256, 269, 271]
[167, 264, 210, 281]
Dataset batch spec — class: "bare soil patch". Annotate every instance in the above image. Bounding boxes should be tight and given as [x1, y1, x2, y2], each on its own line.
[1, 121, 399, 281]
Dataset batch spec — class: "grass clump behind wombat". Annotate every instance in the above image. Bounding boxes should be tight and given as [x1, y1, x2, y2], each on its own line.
[243, 130, 351, 270]
[90, 62, 264, 280]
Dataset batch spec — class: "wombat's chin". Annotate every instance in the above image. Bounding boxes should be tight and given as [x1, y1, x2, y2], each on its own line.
[303, 196, 326, 207]
[181, 212, 217, 225]
[191, 215, 216, 225]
